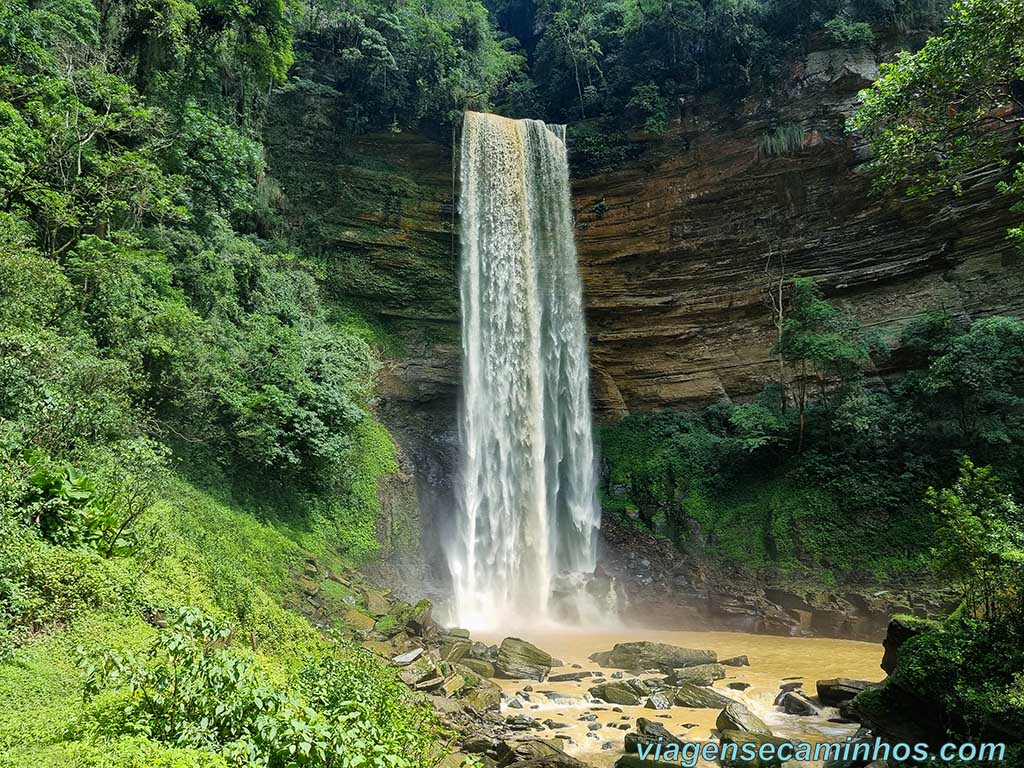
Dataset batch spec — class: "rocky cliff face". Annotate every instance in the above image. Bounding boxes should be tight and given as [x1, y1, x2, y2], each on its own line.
[268, 46, 1023, 427]
[573, 47, 1022, 420]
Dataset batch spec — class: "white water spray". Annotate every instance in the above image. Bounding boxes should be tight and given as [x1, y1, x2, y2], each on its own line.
[448, 111, 603, 630]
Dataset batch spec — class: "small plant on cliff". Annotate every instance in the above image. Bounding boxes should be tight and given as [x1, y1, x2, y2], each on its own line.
[757, 124, 806, 158]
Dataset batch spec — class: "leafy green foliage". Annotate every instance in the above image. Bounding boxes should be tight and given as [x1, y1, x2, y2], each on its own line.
[851, 0, 1024, 242]
[81, 608, 441, 768]
[600, 311, 1024, 583]
[927, 460, 1024, 620]
[757, 123, 806, 158]
[500, 0, 950, 124]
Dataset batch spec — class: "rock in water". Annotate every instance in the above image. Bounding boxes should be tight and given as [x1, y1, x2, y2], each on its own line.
[589, 679, 651, 705]
[716, 702, 772, 736]
[816, 678, 879, 707]
[623, 717, 687, 754]
[718, 730, 791, 768]
[671, 683, 734, 709]
[495, 637, 553, 681]
[589, 642, 716, 672]
[548, 671, 592, 682]
[615, 755, 684, 768]
[668, 663, 726, 686]
[644, 692, 673, 710]
[720, 655, 750, 667]
[781, 690, 819, 716]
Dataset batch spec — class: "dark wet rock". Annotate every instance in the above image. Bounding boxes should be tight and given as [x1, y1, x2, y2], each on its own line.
[781, 691, 819, 716]
[617, 723, 630, 730]
[773, 681, 803, 705]
[817, 678, 880, 707]
[610, 671, 624, 679]
[578, 714, 597, 721]
[718, 730, 792, 768]
[543, 719, 570, 729]
[716, 702, 772, 736]
[720, 656, 750, 667]
[508, 698, 524, 709]
[668, 663, 726, 686]
[493, 738, 579, 767]
[671, 683, 733, 709]
[495, 638, 553, 681]
[505, 714, 541, 731]
[461, 734, 493, 754]
[727, 682, 751, 691]
[548, 671, 592, 682]
[587, 723, 602, 731]
[589, 642, 716, 673]
[645, 692, 673, 710]
[616, 756, 684, 768]
[589, 679, 651, 705]
[624, 717, 687, 754]
[602, 742, 615, 751]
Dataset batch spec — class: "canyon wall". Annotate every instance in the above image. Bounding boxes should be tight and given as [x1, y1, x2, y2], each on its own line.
[267, 46, 1023, 429]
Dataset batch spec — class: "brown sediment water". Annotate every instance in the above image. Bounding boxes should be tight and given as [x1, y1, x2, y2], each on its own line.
[478, 626, 884, 768]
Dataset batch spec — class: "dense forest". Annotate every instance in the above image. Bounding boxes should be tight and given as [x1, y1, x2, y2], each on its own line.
[1, 0, 1023, 765]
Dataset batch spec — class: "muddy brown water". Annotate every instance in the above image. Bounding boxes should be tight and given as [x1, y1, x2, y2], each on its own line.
[477, 626, 884, 768]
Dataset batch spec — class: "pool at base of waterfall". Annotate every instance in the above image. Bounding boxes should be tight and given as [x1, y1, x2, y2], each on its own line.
[477, 626, 883, 768]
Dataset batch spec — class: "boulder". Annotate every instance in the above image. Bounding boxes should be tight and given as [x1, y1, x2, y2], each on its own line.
[589, 642, 716, 673]
[495, 638, 553, 681]
[469, 641, 497, 661]
[615, 755, 683, 768]
[492, 737, 578, 766]
[727, 683, 751, 692]
[405, 599, 435, 636]
[716, 702, 772, 736]
[461, 657, 496, 678]
[589, 679, 651, 706]
[363, 588, 392, 616]
[645, 692, 673, 710]
[671, 683, 733, 709]
[623, 717, 687, 754]
[816, 678, 879, 707]
[718, 730, 791, 768]
[548, 671, 592, 682]
[780, 690, 819, 716]
[392, 648, 424, 665]
[668, 663, 726, 686]
[344, 610, 376, 632]
[440, 638, 472, 665]
[721, 656, 750, 667]
[397, 654, 441, 687]
[439, 674, 466, 697]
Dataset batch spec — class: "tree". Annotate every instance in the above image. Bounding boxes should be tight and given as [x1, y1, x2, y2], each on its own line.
[850, 0, 1024, 246]
[772, 278, 874, 450]
[927, 459, 1024, 619]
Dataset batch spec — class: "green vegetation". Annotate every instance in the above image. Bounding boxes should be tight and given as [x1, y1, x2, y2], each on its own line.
[0, 0, 452, 764]
[490, 0, 952, 125]
[599, 290, 1024, 584]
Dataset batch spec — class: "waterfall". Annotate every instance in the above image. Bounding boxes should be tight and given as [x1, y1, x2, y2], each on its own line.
[448, 111, 602, 629]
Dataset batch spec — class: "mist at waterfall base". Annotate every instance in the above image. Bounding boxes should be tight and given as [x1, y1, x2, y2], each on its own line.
[444, 111, 619, 632]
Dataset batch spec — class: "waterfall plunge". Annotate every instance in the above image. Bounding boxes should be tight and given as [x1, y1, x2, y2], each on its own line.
[449, 111, 603, 630]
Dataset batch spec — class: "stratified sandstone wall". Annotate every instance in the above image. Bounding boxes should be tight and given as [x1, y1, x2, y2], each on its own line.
[573, 48, 1023, 420]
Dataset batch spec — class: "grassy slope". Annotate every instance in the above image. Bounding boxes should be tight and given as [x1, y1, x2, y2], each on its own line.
[0, 470, 378, 767]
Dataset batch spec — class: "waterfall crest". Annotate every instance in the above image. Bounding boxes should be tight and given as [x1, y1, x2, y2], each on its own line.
[449, 111, 602, 629]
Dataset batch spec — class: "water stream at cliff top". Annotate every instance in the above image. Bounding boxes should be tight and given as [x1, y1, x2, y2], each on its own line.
[448, 111, 602, 630]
